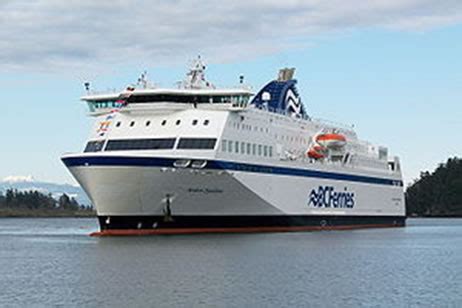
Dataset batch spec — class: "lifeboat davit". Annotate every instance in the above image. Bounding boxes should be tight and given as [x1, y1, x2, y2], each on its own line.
[316, 133, 346, 149]
[307, 145, 326, 159]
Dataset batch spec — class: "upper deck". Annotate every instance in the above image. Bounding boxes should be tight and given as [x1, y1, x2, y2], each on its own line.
[82, 56, 254, 116]
[75, 58, 401, 176]
[82, 87, 254, 116]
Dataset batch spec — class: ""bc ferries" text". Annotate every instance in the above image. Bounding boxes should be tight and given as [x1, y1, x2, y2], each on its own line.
[308, 186, 355, 208]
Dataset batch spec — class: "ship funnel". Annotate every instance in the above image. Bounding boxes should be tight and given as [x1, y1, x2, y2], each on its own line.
[277, 68, 296, 81]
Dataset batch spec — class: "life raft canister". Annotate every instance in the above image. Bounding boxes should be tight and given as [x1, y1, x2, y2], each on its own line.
[315, 133, 346, 149]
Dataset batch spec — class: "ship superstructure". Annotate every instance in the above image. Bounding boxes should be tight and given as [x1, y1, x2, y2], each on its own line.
[62, 57, 405, 234]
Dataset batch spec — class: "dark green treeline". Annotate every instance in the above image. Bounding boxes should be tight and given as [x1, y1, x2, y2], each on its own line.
[0, 189, 94, 217]
[406, 157, 462, 216]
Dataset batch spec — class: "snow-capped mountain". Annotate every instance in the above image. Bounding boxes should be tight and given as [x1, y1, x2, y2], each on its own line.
[2, 175, 35, 183]
[0, 176, 91, 206]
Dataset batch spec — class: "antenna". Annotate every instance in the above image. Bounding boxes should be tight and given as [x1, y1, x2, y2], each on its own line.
[182, 56, 214, 89]
[84, 82, 90, 93]
[137, 70, 148, 88]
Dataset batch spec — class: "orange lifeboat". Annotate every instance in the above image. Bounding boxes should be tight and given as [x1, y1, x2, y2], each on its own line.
[316, 133, 346, 149]
[307, 145, 326, 159]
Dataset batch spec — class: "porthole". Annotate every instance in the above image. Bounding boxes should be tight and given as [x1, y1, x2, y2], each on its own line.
[176, 119, 181, 126]
[130, 121, 135, 127]
[192, 119, 198, 126]
[161, 120, 167, 126]
[146, 121, 151, 127]
[115, 122, 121, 127]
[204, 119, 209, 126]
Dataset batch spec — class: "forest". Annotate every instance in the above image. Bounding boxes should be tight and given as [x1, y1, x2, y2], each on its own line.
[406, 157, 462, 217]
[0, 189, 95, 217]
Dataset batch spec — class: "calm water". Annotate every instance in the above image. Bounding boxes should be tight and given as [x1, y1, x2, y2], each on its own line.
[0, 218, 461, 307]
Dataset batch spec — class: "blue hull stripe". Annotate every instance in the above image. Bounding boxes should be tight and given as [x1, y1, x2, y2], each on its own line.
[61, 155, 403, 187]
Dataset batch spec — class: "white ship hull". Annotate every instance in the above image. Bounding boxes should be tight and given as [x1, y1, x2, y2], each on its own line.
[62, 154, 405, 234]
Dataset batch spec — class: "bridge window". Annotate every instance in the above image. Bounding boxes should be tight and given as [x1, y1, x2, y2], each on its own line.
[105, 138, 176, 151]
[252, 144, 256, 155]
[177, 138, 217, 150]
[222, 140, 227, 152]
[228, 140, 233, 152]
[258, 145, 262, 156]
[87, 100, 120, 112]
[241, 142, 245, 154]
[125, 94, 249, 104]
[235, 141, 239, 153]
[263, 146, 268, 157]
[84, 140, 105, 152]
[246, 143, 251, 155]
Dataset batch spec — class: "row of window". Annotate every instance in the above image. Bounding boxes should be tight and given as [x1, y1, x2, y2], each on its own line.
[84, 140, 105, 153]
[177, 138, 216, 150]
[221, 139, 273, 158]
[84, 138, 217, 152]
[233, 122, 269, 133]
[87, 101, 120, 112]
[114, 119, 210, 128]
[231, 122, 309, 145]
[105, 138, 175, 151]
[126, 94, 250, 105]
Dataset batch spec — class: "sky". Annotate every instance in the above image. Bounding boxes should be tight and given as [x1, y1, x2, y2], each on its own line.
[0, 0, 461, 185]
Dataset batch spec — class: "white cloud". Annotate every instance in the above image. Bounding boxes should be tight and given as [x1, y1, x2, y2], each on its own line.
[0, 0, 461, 71]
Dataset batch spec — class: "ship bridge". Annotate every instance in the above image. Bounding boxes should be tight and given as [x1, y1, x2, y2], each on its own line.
[81, 57, 253, 116]
[81, 88, 253, 116]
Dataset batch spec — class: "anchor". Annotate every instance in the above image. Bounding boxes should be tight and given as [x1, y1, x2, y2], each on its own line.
[162, 194, 174, 222]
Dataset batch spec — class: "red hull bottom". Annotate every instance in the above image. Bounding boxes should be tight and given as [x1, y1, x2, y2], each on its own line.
[90, 223, 404, 237]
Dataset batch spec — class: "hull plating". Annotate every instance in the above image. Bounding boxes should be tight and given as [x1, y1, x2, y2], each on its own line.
[63, 155, 406, 230]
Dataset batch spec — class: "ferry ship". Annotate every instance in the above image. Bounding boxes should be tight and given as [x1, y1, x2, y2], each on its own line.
[62, 57, 406, 235]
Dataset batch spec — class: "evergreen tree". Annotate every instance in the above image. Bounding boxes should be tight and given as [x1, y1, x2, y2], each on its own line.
[0, 192, 5, 207]
[0, 189, 94, 215]
[406, 157, 462, 216]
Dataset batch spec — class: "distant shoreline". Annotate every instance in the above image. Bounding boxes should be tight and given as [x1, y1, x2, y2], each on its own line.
[1, 212, 461, 219]
[408, 214, 462, 218]
[0, 209, 95, 218]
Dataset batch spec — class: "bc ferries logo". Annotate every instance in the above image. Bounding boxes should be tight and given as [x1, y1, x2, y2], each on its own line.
[308, 186, 355, 208]
[285, 89, 302, 115]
